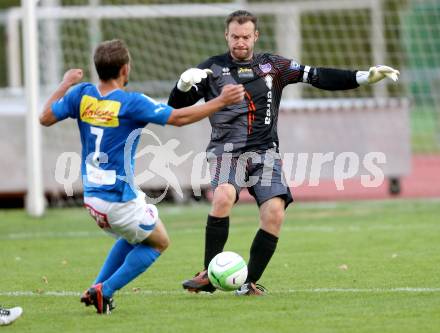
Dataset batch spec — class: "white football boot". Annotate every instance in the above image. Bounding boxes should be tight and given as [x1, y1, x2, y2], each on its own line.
[0, 306, 23, 325]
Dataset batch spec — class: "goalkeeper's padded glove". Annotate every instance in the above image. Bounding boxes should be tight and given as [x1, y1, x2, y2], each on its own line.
[177, 68, 213, 92]
[356, 65, 400, 85]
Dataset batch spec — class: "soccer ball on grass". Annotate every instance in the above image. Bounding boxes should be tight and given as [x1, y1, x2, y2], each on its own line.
[207, 251, 248, 291]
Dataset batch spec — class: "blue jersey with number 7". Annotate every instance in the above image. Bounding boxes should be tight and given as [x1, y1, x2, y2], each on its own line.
[52, 82, 173, 202]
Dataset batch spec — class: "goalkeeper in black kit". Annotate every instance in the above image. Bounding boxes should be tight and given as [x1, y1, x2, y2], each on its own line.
[168, 10, 399, 296]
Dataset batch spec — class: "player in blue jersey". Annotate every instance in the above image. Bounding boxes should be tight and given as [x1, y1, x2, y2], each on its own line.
[40, 39, 244, 314]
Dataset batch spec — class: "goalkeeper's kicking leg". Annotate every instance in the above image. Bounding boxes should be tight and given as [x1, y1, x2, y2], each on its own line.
[182, 183, 236, 293]
[182, 152, 291, 296]
[181, 186, 286, 296]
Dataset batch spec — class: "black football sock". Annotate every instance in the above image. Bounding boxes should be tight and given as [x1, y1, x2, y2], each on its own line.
[246, 228, 278, 283]
[204, 215, 230, 269]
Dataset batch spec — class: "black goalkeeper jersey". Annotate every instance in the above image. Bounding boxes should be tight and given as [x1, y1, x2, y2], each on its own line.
[168, 52, 358, 156]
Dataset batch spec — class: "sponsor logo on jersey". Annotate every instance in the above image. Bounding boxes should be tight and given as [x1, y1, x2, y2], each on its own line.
[290, 61, 300, 70]
[259, 63, 272, 73]
[80, 95, 121, 127]
[146, 206, 156, 220]
[238, 67, 254, 78]
[264, 75, 273, 125]
[222, 67, 230, 75]
[264, 75, 273, 90]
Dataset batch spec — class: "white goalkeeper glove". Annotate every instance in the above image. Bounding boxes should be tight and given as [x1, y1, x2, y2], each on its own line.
[356, 65, 400, 85]
[177, 68, 213, 92]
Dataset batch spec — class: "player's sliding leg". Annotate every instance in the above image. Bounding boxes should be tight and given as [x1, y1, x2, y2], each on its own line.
[99, 219, 169, 298]
[83, 215, 169, 314]
[95, 238, 134, 284]
[236, 197, 285, 296]
[80, 238, 134, 306]
[182, 183, 236, 293]
[99, 244, 160, 297]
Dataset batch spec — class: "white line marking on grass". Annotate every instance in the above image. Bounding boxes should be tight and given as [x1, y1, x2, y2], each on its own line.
[288, 288, 440, 293]
[1, 291, 82, 297]
[3, 223, 439, 240]
[0, 231, 105, 240]
[1, 288, 439, 297]
[282, 224, 440, 233]
[0, 291, 184, 297]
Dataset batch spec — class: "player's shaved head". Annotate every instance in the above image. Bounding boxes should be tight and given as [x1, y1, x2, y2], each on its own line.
[225, 10, 258, 31]
[94, 39, 130, 81]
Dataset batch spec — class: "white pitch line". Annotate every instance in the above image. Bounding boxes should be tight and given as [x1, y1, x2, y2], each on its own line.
[289, 288, 440, 293]
[0, 231, 104, 240]
[2, 223, 439, 240]
[1, 288, 439, 297]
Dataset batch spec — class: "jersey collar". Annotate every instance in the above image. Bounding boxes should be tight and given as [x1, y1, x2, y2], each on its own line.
[227, 52, 255, 67]
[94, 85, 122, 98]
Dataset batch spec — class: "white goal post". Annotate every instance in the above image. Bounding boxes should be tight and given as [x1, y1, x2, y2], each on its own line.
[22, 0, 45, 217]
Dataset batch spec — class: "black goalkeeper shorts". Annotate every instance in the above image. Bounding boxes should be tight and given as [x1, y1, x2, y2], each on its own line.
[208, 149, 293, 208]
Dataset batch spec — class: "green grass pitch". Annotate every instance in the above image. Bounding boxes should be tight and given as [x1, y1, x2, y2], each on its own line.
[1, 199, 439, 332]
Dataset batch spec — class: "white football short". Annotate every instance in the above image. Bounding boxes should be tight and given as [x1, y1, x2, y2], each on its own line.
[84, 191, 159, 244]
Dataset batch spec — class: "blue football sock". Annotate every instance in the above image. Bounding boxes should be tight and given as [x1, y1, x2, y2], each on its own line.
[94, 238, 134, 285]
[102, 244, 160, 298]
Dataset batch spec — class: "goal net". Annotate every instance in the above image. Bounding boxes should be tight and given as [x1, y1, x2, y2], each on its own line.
[0, 0, 439, 211]
[16, 0, 436, 154]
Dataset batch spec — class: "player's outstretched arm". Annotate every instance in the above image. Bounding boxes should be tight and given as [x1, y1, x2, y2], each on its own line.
[167, 84, 244, 127]
[306, 64, 399, 91]
[40, 69, 83, 127]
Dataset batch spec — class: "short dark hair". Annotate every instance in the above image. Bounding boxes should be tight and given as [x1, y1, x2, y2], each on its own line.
[225, 10, 258, 31]
[94, 39, 130, 81]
